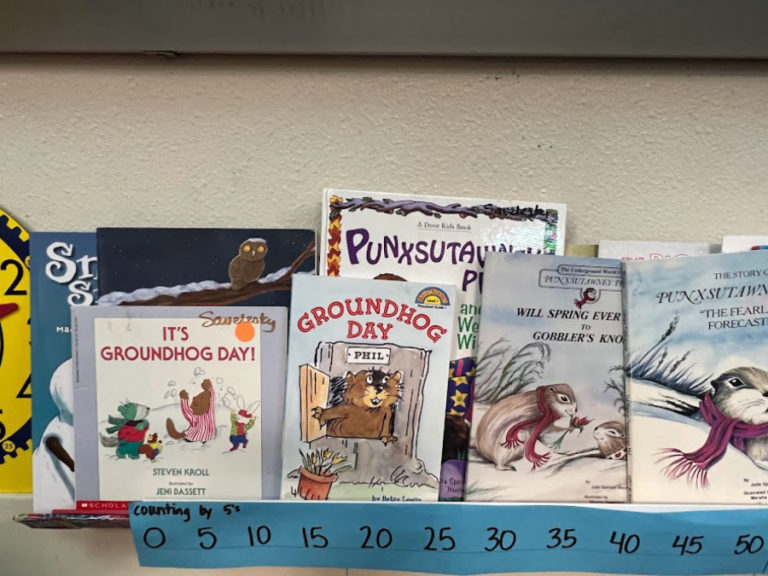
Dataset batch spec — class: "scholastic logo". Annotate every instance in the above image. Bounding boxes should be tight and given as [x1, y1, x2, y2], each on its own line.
[415, 287, 450, 309]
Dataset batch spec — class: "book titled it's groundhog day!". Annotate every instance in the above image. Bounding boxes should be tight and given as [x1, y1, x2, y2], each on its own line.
[625, 250, 768, 504]
[72, 305, 287, 503]
[466, 254, 627, 503]
[281, 275, 455, 502]
[319, 189, 566, 499]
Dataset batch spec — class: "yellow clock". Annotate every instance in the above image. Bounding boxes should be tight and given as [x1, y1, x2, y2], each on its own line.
[0, 207, 31, 492]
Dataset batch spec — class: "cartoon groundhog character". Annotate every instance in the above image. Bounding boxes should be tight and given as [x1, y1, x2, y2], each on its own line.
[312, 369, 403, 444]
[474, 384, 577, 470]
[166, 378, 216, 443]
[139, 433, 163, 461]
[100, 402, 151, 459]
[229, 238, 268, 291]
[593, 421, 626, 460]
[661, 366, 768, 486]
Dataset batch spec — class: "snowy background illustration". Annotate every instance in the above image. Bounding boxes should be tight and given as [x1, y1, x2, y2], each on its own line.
[626, 251, 768, 504]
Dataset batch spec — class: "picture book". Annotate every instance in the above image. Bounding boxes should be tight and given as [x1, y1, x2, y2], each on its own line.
[625, 250, 768, 504]
[0, 207, 31, 493]
[466, 254, 627, 503]
[97, 228, 315, 307]
[72, 305, 287, 502]
[320, 189, 566, 499]
[721, 235, 768, 253]
[598, 240, 717, 260]
[281, 275, 456, 502]
[30, 233, 97, 512]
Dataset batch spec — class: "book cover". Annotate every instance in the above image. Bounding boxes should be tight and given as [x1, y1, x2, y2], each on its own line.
[73, 306, 286, 502]
[466, 254, 627, 502]
[598, 240, 717, 260]
[320, 189, 566, 499]
[97, 228, 315, 307]
[281, 275, 455, 502]
[625, 250, 768, 504]
[721, 235, 768, 253]
[0, 207, 32, 493]
[30, 233, 97, 512]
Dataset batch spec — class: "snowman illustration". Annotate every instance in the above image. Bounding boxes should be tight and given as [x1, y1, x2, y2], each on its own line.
[32, 359, 76, 511]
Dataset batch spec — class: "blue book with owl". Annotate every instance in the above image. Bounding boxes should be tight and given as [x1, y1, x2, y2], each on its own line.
[625, 250, 768, 504]
[96, 228, 315, 307]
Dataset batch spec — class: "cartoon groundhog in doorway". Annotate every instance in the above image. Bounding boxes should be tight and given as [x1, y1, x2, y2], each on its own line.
[312, 369, 403, 444]
[166, 378, 217, 443]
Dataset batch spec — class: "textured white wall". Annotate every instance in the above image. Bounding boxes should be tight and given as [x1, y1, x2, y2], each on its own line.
[2, 56, 768, 240]
[2, 55, 768, 575]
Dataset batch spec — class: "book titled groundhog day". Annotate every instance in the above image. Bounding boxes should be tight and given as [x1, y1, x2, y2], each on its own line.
[72, 305, 286, 503]
[466, 254, 627, 503]
[320, 189, 566, 499]
[625, 250, 768, 504]
[281, 275, 455, 502]
[30, 232, 98, 513]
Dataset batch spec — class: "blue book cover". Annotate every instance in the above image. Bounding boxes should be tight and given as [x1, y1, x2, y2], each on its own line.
[97, 228, 315, 307]
[467, 253, 627, 503]
[625, 250, 768, 504]
[30, 233, 98, 512]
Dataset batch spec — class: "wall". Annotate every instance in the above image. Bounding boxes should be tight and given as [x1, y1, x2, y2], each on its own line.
[1, 55, 767, 575]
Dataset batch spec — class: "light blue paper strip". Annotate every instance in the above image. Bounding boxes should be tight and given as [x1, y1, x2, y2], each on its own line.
[130, 501, 768, 574]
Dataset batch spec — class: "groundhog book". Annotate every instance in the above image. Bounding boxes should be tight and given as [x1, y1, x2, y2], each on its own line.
[72, 305, 287, 503]
[320, 189, 566, 499]
[467, 254, 627, 503]
[281, 275, 456, 502]
[625, 250, 768, 505]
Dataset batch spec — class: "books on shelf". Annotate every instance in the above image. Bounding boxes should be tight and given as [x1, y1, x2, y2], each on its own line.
[467, 254, 627, 502]
[721, 235, 768, 253]
[30, 233, 98, 512]
[625, 250, 768, 504]
[598, 240, 717, 260]
[281, 274, 456, 501]
[319, 189, 566, 499]
[72, 305, 287, 502]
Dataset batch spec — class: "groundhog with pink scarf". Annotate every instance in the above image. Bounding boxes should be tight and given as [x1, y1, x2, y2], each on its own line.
[166, 379, 216, 443]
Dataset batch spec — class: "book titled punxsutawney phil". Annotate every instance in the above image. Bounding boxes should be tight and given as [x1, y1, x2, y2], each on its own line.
[281, 275, 456, 502]
[466, 254, 627, 503]
[73, 305, 286, 503]
[30, 233, 97, 513]
[625, 250, 768, 504]
[320, 189, 566, 499]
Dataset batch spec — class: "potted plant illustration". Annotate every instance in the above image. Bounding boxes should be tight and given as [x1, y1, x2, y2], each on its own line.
[297, 448, 351, 500]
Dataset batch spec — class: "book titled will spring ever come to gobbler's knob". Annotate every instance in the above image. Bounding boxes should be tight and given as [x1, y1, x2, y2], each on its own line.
[466, 253, 627, 503]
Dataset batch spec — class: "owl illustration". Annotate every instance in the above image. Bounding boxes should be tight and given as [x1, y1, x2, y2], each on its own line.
[228, 238, 268, 290]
